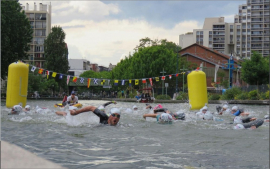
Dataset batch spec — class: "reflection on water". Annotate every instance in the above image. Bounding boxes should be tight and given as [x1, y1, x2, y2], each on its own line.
[1, 100, 269, 169]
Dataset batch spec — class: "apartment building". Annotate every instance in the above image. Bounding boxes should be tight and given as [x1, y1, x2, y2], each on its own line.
[68, 59, 92, 76]
[21, 3, 52, 68]
[179, 0, 269, 58]
[235, 0, 270, 57]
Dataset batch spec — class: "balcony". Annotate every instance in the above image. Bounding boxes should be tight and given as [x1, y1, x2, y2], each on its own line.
[34, 57, 46, 61]
[213, 40, 225, 43]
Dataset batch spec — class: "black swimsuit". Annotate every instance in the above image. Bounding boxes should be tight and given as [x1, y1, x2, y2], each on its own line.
[93, 108, 109, 124]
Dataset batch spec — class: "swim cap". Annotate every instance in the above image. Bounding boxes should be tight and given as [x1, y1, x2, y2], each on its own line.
[153, 104, 163, 110]
[202, 106, 208, 111]
[133, 105, 138, 110]
[222, 105, 228, 109]
[98, 106, 105, 111]
[25, 105, 31, 110]
[233, 124, 245, 130]
[175, 111, 185, 120]
[204, 113, 213, 120]
[13, 105, 22, 112]
[110, 108, 121, 115]
[160, 113, 173, 122]
[232, 106, 238, 111]
[264, 115, 269, 119]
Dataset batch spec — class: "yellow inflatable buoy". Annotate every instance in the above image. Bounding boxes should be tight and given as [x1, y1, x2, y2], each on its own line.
[6, 62, 29, 108]
[54, 103, 83, 108]
[187, 70, 208, 110]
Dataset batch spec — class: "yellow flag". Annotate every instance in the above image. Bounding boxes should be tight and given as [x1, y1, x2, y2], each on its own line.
[135, 79, 139, 85]
[52, 72, 57, 77]
[87, 78, 91, 88]
[155, 77, 159, 82]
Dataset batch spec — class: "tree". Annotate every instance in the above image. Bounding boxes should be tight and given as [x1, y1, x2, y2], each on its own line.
[1, 0, 33, 78]
[240, 51, 269, 87]
[44, 26, 69, 90]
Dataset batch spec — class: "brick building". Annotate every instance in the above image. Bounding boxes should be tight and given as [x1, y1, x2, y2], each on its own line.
[179, 43, 243, 88]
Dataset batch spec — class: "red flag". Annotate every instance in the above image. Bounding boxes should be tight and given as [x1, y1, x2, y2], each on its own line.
[175, 73, 179, 77]
[142, 79, 146, 83]
[196, 67, 200, 70]
[46, 70, 50, 79]
[87, 78, 91, 88]
[169, 75, 172, 79]
[73, 76, 77, 83]
[38, 68, 43, 74]
[161, 76, 165, 80]
[149, 78, 153, 86]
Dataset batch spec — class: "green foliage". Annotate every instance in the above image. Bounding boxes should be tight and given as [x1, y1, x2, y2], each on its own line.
[208, 94, 221, 100]
[240, 51, 269, 85]
[248, 90, 260, 100]
[176, 92, 188, 100]
[220, 87, 241, 100]
[235, 92, 249, 100]
[44, 26, 69, 90]
[1, 0, 33, 78]
[259, 92, 268, 100]
[156, 95, 171, 100]
[265, 91, 269, 100]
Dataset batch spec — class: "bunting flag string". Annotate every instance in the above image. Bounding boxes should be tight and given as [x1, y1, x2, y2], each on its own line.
[26, 61, 191, 88]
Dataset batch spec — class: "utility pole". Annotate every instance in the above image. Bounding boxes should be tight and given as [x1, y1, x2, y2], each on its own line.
[175, 45, 179, 93]
[179, 66, 188, 92]
[160, 68, 166, 95]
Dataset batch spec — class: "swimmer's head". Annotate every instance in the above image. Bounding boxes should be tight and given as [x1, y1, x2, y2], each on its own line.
[201, 106, 208, 113]
[25, 105, 31, 111]
[264, 115, 269, 119]
[174, 111, 185, 120]
[108, 108, 121, 126]
[159, 113, 173, 122]
[12, 105, 22, 113]
[133, 105, 138, 111]
[233, 124, 245, 130]
[222, 105, 228, 110]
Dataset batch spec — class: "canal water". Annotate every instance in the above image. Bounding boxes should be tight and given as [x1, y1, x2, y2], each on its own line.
[1, 100, 269, 169]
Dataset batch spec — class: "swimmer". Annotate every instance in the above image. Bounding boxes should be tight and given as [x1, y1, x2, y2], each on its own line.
[233, 119, 264, 129]
[9, 105, 31, 115]
[264, 115, 269, 122]
[196, 106, 213, 120]
[55, 101, 119, 126]
[231, 106, 249, 116]
[133, 105, 138, 111]
[143, 108, 185, 121]
[143, 112, 173, 124]
[216, 104, 230, 115]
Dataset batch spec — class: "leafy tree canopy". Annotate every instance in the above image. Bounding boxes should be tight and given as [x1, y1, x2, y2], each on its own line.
[240, 51, 269, 85]
[1, 0, 33, 79]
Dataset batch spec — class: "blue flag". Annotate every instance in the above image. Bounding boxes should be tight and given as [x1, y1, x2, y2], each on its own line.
[59, 74, 63, 79]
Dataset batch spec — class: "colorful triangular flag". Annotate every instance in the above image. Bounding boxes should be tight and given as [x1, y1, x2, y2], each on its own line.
[114, 80, 118, 86]
[129, 80, 132, 86]
[87, 78, 91, 88]
[169, 75, 172, 79]
[161, 76, 165, 80]
[31, 66, 36, 72]
[67, 75, 70, 85]
[175, 73, 179, 77]
[149, 78, 153, 86]
[101, 79, 106, 85]
[142, 79, 146, 83]
[80, 77, 84, 83]
[52, 72, 57, 78]
[135, 79, 139, 85]
[38, 68, 43, 74]
[46, 70, 50, 79]
[73, 76, 77, 83]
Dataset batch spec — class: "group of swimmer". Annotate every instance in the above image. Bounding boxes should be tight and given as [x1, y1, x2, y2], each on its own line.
[8, 91, 268, 129]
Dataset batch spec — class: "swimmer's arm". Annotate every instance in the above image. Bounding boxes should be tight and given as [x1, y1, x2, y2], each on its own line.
[70, 106, 97, 116]
[143, 114, 158, 119]
[55, 111, 67, 116]
[153, 108, 167, 113]
[102, 101, 117, 107]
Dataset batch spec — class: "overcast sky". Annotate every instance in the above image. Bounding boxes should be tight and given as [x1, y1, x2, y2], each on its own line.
[20, 0, 245, 67]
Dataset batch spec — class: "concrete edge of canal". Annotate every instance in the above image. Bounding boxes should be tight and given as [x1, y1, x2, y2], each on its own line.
[1, 141, 67, 169]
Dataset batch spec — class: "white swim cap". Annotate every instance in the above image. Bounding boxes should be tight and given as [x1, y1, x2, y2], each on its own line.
[232, 106, 238, 111]
[233, 124, 245, 130]
[110, 108, 121, 115]
[160, 113, 173, 122]
[25, 105, 31, 110]
[204, 113, 213, 120]
[133, 105, 138, 110]
[222, 105, 228, 109]
[264, 115, 269, 119]
[202, 106, 208, 110]
[13, 105, 22, 112]
[98, 106, 105, 111]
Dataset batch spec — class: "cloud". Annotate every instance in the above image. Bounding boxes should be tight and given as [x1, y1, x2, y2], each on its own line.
[55, 19, 201, 67]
